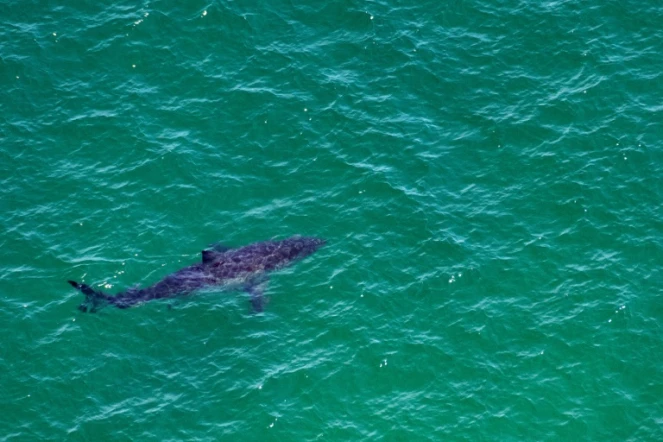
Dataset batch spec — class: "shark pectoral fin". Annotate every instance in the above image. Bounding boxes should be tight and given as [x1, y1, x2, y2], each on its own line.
[245, 282, 267, 313]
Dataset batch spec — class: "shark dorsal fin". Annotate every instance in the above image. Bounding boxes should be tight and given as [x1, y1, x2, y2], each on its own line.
[202, 250, 223, 264]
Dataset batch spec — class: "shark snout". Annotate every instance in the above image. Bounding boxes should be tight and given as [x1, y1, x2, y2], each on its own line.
[302, 237, 325, 250]
[312, 238, 326, 251]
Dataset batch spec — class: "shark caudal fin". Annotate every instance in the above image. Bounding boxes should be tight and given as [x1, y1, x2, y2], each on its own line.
[68, 280, 112, 313]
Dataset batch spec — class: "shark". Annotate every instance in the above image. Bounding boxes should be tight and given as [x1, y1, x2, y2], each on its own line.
[68, 236, 325, 313]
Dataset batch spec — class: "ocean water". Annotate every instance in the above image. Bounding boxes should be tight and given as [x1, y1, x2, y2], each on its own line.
[2, 0, 662, 440]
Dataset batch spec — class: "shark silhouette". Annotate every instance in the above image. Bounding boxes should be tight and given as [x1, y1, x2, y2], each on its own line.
[68, 236, 325, 313]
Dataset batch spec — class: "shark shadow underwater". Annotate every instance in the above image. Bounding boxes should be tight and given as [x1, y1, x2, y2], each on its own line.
[68, 236, 326, 313]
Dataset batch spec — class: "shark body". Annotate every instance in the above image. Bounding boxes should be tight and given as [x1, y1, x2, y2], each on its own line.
[69, 236, 325, 313]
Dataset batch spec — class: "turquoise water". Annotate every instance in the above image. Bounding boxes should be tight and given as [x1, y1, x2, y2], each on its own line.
[2, 0, 662, 439]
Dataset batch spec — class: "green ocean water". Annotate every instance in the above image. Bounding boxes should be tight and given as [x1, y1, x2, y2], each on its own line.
[2, 0, 662, 440]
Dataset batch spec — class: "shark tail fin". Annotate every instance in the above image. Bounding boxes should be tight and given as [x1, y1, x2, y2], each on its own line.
[68, 280, 112, 313]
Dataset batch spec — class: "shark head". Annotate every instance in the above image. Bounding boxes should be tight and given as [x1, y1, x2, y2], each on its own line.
[281, 236, 326, 261]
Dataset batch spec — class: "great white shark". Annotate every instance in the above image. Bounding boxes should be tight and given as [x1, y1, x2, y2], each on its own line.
[68, 236, 325, 313]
